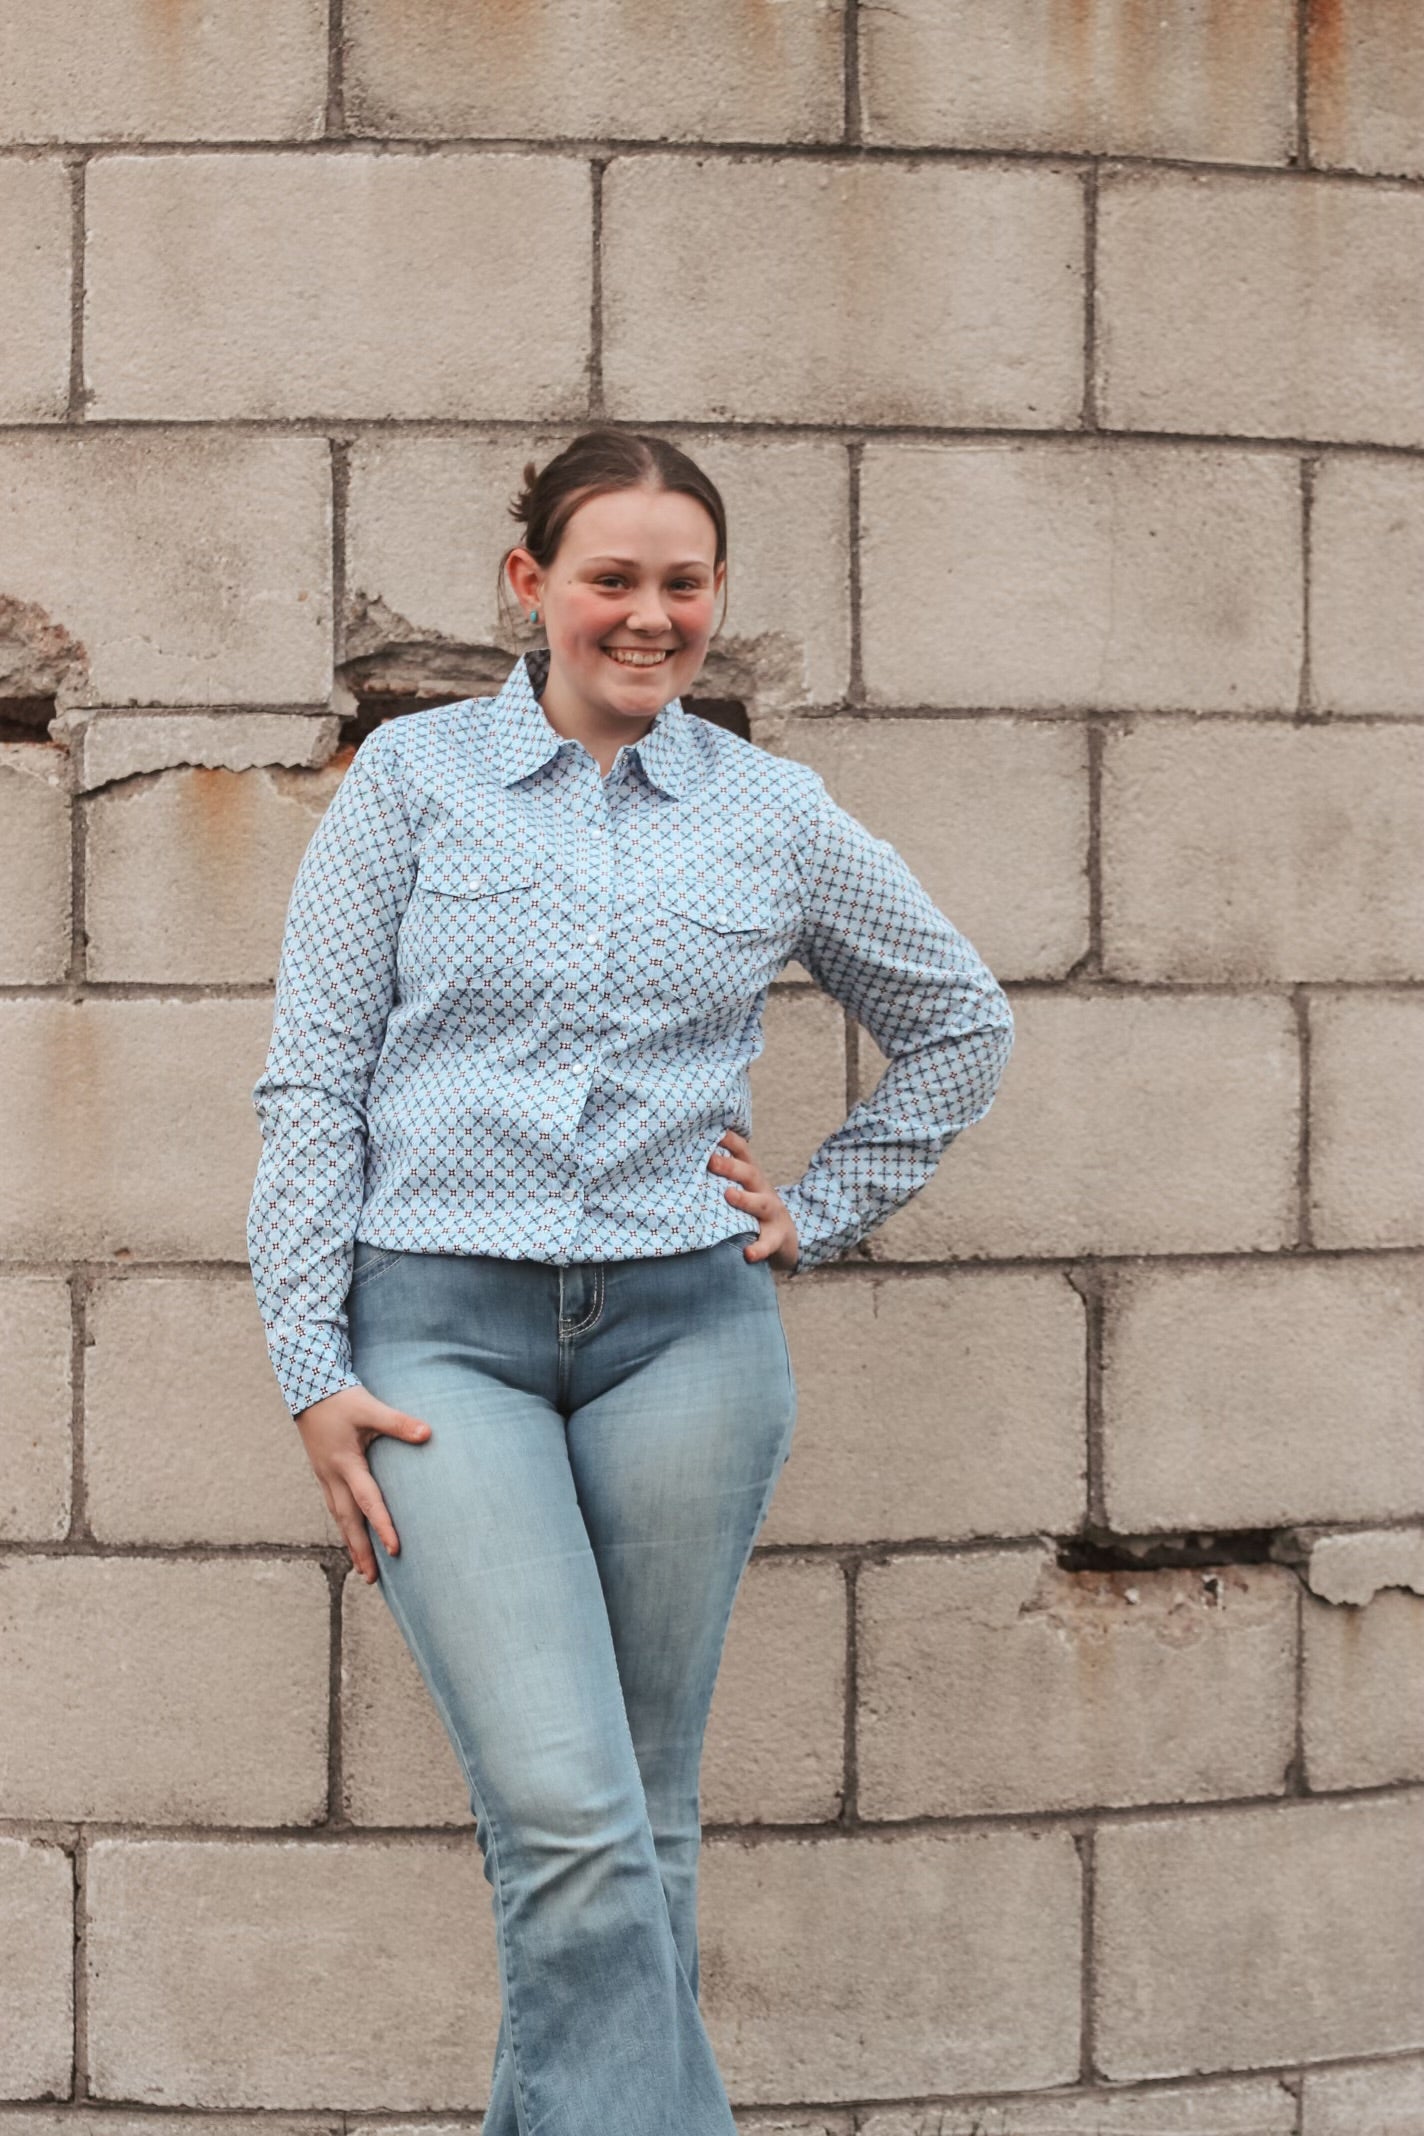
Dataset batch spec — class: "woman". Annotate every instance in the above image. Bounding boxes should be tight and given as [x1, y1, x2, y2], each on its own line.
[247, 427, 1014, 2135]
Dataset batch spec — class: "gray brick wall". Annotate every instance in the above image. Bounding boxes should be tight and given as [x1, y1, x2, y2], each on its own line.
[2, 2, 1422, 2127]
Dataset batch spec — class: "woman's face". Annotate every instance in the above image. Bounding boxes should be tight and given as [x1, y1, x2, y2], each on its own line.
[511, 484, 725, 727]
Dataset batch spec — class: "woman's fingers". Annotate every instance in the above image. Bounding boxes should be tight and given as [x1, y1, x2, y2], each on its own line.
[325, 1470, 381, 1582]
[342, 1457, 401, 1559]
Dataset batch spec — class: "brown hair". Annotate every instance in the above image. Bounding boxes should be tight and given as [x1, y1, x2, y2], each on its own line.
[497, 428, 729, 642]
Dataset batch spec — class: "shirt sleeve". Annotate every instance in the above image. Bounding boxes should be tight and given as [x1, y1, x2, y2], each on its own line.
[246, 723, 415, 1418]
[775, 771, 1015, 1275]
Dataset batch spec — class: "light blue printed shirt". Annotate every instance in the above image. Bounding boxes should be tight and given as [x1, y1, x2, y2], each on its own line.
[248, 650, 1015, 1418]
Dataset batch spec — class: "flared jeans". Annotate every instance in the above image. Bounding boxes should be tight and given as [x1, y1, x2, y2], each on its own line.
[347, 1230, 798, 2136]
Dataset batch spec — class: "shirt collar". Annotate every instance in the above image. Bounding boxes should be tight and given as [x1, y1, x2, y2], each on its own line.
[484, 648, 697, 799]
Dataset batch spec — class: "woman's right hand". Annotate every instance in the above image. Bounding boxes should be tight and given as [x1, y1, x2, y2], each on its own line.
[294, 1386, 432, 1583]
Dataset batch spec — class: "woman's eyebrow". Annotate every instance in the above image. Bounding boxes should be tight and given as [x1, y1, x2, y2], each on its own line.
[584, 555, 711, 571]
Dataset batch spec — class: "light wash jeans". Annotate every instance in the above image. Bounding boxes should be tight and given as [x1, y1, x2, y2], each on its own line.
[347, 1230, 798, 2136]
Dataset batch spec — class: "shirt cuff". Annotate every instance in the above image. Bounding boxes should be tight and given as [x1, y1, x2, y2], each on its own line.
[776, 1175, 863, 1277]
[263, 1321, 363, 1421]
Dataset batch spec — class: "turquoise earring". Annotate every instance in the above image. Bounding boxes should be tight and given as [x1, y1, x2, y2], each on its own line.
[527, 606, 539, 624]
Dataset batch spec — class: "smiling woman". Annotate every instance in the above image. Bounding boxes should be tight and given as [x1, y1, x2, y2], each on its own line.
[495, 429, 730, 775]
[247, 424, 1014, 2136]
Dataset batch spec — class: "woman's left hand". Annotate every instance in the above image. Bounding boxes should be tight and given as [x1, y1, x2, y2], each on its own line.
[708, 1129, 801, 1271]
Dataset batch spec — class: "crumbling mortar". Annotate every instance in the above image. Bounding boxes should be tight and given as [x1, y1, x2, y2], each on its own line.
[3, 132, 1421, 189]
[1296, 983, 1314, 1251]
[9, 408, 1424, 466]
[323, 1552, 348, 1830]
[331, 434, 351, 673]
[1285, 1571, 1308, 1795]
[847, 439, 864, 704]
[841, 1556, 860, 1826]
[70, 1828, 86, 2100]
[66, 152, 87, 421]
[844, 0, 862, 147]
[7, 1778, 1420, 1852]
[326, 0, 346, 138]
[1076, 1822, 1097, 2083]
[589, 157, 607, 416]
[1298, 453, 1318, 719]
[1083, 160, 1100, 432]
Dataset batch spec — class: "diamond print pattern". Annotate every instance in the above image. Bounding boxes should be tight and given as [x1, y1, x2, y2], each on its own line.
[247, 649, 1015, 1416]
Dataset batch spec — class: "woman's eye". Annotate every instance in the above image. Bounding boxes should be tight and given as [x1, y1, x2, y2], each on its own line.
[594, 576, 703, 592]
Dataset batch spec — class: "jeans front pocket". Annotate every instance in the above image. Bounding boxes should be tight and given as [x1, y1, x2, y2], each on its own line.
[349, 1239, 406, 1293]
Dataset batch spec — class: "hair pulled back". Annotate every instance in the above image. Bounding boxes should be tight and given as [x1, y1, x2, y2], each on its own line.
[498, 428, 729, 642]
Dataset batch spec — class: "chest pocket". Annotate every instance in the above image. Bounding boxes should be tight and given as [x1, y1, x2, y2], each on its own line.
[641, 874, 792, 1017]
[400, 847, 552, 1021]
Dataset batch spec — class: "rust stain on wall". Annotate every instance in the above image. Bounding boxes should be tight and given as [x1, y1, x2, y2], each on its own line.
[1305, 0, 1349, 144]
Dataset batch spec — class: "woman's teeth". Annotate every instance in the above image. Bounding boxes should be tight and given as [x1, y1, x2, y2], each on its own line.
[603, 647, 670, 666]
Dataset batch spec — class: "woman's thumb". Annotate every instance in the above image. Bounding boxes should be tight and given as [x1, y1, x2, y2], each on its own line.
[381, 1403, 431, 1441]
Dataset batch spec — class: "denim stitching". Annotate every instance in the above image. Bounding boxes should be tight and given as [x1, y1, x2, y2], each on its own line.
[560, 1263, 604, 1338]
[349, 1243, 405, 1291]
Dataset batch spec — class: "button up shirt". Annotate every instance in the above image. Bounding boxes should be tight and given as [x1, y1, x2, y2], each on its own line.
[248, 649, 1015, 1417]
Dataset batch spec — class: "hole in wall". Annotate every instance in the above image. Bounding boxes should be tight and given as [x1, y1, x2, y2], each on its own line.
[1057, 1528, 1281, 1574]
[0, 696, 59, 744]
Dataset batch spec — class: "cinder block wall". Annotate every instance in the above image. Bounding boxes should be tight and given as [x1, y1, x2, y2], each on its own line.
[3, 3, 1423, 2128]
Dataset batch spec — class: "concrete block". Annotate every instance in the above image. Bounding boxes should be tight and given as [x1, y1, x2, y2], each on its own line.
[1095, 1795, 1424, 2076]
[85, 1837, 497, 2106]
[0, 1556, 328, 1823]
[0, 0, 327, 141]
[780, 715, 1087, 982]
[85, 1274, 338, 1548]
[345, 431, 851, 712]
[86, 760, 342, 983]
[1311, 993, 1424, 1248]
[1307, 0, 1424, 178]
[860, 2073, 1296, 2134]
[0, 1275, 71, 1544]
[345, 0, 846, 143]
[0, 157, 70, 419]
[58, 709, 341, 791]
[701, 1829, 1081, 2099]
[0, 1837, 72, 2098]
[341, 1570, 469, 1827]
[749, 987, 851, 1206]
[1102, 721, 1424, 981]
[1098, 169, 1424, 446]
[869, 991, 1298, 1262]
[0, 432, 331, 707]
[1302, 2054, 1424, 2136]
[1300, 1527, 1424, 1606]
[1104, 1259, 1424, 1531]
[1304, 1587, 1424, 1790]
[604, 158, 1083, 428]
[861, 0, 1296, 163]
[702, 1557, 846, 1825]
[0, 742, 69, 982]
[1313, 454, 1424, 717]
[86, 153, 592, 421]
[860, 443, 1301, 712]
[858, 1554, 1296, 1818]
[761, 1269, 1085, 1547]
[0, 997, 270, 1260]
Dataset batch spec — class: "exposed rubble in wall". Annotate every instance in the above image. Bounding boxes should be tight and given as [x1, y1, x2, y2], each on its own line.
[0, 592, 90, 712]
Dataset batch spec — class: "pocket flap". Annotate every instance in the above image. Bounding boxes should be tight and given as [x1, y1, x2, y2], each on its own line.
[416, 849, 541, 897]
[660, 877, 783, 934]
